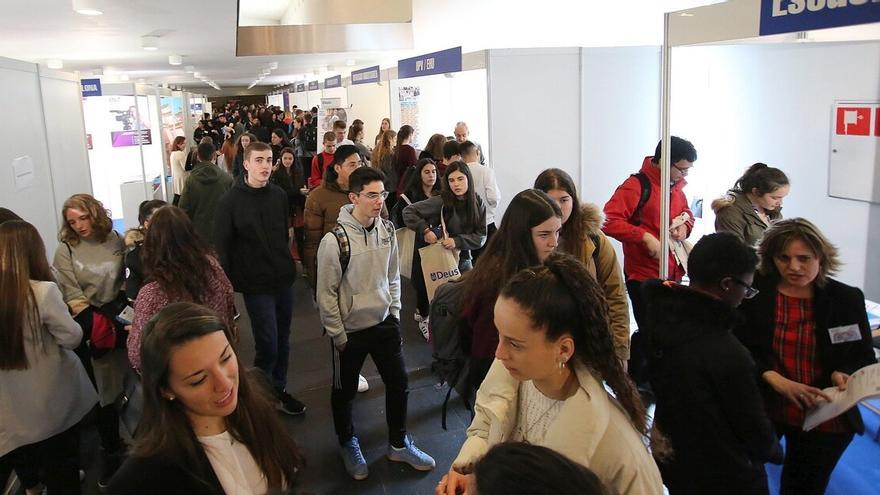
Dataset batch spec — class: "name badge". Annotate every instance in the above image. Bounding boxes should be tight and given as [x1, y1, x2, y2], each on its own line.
[828, 324, 861, 344]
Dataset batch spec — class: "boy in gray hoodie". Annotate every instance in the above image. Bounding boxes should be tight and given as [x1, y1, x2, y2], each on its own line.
[317, 167, 435, 480]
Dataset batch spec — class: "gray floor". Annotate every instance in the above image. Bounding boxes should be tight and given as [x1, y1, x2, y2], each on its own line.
[73, 275, 471, 495]
[242, 276, 471, 495]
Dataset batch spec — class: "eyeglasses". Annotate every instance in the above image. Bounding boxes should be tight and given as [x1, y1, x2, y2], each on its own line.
[358, 191, 389, 201]
[672, 163, 692, 176]
[730, 277, 759, 299]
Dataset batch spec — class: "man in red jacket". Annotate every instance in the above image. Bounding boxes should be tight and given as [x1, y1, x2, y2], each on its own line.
[602, 137, 696, 385]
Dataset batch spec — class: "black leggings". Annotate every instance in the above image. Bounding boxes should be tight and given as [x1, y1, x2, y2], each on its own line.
[0, 424, 81, 494]
[774, 422, 853, 495]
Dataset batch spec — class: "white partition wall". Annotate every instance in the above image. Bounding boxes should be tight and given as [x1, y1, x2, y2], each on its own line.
[39, 67, 93, 220]
[347, 82, 391, 145]
[486, 48, 582, 216]
[306, 89, 322, 110]
[292, 92, 308, 110]
[0, 57, 91, 254]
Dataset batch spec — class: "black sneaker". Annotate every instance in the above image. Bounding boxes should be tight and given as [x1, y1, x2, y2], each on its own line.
[275, 389, 306, 416]
[97, 450, 122, 491]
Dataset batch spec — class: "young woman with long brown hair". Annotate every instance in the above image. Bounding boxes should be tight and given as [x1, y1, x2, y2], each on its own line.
[0, 221, 97, 494]
[128, 206, 234, 373]
[108, 303, 303, 493]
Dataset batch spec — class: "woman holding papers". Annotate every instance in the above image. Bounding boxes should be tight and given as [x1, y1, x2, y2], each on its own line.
[734, 218, 876, 495]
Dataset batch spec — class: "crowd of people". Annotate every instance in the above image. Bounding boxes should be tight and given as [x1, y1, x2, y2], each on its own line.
[0, 98, 876, 495]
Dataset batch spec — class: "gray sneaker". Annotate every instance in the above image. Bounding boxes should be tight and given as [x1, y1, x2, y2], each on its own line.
[386, 435, 435, 471]
[340, 436, 369, 480]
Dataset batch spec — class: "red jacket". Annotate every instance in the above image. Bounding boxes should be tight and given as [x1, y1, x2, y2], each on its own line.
[308, 151, 335, 189]
[602, 156, 692, 282]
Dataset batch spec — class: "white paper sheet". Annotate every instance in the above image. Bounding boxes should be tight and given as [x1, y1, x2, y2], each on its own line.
[804, 363, 880, 431]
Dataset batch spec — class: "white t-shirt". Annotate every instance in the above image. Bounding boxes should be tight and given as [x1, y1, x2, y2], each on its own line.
[466, 161, 500, 225]
[198, 431, 268, 495]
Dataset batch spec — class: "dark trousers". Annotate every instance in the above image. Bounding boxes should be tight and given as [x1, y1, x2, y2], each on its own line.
[331, 316, 408, 447]
[625, 279, 652, 386]
[470, 222, 497, 266]
[242, 284, 294, 391]
[411, 239, 429, 318]
[0, 424, 81, 494]
[775, 422, 853, 495]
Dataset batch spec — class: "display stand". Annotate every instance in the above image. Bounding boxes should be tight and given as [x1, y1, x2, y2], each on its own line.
[661, 0, 880, 293]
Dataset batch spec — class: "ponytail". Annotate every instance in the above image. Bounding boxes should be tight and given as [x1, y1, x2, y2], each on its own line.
[733, 162, 789, 196]
[501, 253, 671, 459]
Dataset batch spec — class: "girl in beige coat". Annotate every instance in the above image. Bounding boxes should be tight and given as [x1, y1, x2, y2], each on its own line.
[437, 254, 665, 495]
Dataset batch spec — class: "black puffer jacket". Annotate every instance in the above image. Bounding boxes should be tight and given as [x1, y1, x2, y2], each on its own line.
[644, 280, 782, 495]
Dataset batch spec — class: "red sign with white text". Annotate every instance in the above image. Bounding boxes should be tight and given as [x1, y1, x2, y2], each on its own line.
[835, 107, 871, 136]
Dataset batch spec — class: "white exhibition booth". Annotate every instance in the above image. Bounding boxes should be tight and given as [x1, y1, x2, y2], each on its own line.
[660, 0, 880, 299]
[81, 84, 207, 230]
[0, 57, 91, 255]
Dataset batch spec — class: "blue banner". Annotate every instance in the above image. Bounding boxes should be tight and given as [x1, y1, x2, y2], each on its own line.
[295, 83, 305, 92]
[397, 47, 462, 79]
[324, 75, 342, 89]
[351, 65, 381, 85]
[81, 78, 102, 97]
[308, 81, 319, 91]
[760, 0, 880, 36]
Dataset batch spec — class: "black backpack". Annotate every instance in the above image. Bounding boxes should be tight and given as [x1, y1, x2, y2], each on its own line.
[301, 123, 318, 153]
[629, 172, 652, 226]
[428, 279, 470, 430]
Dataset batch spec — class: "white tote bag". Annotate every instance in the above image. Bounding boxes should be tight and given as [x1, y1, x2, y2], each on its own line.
[396, 194, 416, 279]
[418, 208, 461, 301]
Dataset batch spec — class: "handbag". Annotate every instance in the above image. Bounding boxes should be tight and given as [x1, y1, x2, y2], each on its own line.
[396, 194, 416, 279]
[418, 208, 461, 302]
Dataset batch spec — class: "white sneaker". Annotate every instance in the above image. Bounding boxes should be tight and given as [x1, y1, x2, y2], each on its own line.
[414, 312, 423, 322]
[418, 318, 430, 341]
[357, 374, 369, 393]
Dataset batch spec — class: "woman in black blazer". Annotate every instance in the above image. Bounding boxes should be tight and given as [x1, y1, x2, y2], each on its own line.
[107, 303, 303, 494]
[734, 218, 876, 495]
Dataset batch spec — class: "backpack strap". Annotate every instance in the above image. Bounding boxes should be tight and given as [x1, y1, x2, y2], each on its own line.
[629, 172, 651, 226]
[332, 223, 350, 275]
[588, 232, 601, 266]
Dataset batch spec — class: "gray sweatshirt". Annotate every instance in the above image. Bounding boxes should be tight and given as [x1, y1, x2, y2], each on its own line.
[52, 233, 125, 315]
[316, 205, 401, 347]
[401, 195, 487, 256]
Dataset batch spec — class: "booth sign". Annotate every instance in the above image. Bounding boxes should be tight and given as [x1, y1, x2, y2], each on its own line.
[397, 47, 462, 79]
[296, 83, 305, 92]
[325, 75, 342, 89]
[308, 81, 319, 90]
[351, 65, 380, 85]
[81, 78, 102, 97]
[760, 0, 880, 36]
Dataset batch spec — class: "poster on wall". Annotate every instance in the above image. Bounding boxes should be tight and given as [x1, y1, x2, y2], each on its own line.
[107, 95, 152, 148]
[398, 85, 421, 147]
[828, 101, 880, 204]
[319, 97, 348, 135]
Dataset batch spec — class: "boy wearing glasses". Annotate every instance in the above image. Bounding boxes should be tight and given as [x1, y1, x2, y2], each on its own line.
[317, 167, 435, 480]
[602, 136, 697, 392]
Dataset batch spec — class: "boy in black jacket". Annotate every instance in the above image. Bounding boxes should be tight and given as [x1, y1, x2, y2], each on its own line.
[214, 141, 304, 415]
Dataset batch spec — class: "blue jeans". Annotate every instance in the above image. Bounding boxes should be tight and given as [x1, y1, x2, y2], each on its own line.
[242, 284, 294, 390]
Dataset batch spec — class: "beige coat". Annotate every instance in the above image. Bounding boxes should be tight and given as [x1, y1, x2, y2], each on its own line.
[568, 203, 631, 361]
[453, 360, 663, 495]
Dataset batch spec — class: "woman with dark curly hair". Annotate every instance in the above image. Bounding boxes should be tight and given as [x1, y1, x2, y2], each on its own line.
[127, 206, 234, 373]
[438, 253, 665, 495]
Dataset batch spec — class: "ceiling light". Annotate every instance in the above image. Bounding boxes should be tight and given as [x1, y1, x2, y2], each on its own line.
[119, 74, 130, 81]
[103, 66, 119, 75]
[47, 59, 63, 69]
[142, 35, 159, 51]
[269, 62, 278, 70]
[184, 65, 195, 72]
[679, 12, 694, 17]
[193, 71, 201, 78]
[72, 0, 103, 15]
[168, 55, 183, 66]
[346, 59, 356, 67]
